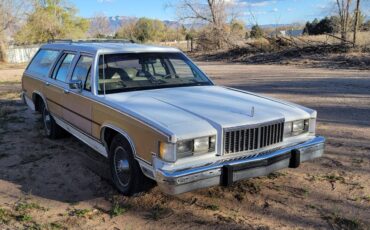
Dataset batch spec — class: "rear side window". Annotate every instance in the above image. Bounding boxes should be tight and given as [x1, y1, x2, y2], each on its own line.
[27, 50, 60, 77]
[53, 53, 76, 82]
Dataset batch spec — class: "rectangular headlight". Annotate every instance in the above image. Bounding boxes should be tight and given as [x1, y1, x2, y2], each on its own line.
[209, 135, 216, 151]
[284, 119, 309, 137]
[176, 140, 193, 159]
[293, 120, 304, 132]
[193, 137, 209, 153]
[284, 122, 293, 137]
[176, 135, 217, 160]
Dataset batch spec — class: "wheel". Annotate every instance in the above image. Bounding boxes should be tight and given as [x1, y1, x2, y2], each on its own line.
[40, 102, 64, 139]
[109, 135, 151, 195]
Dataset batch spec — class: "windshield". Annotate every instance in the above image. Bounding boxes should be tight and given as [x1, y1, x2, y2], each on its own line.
[98, 52, 213, 94]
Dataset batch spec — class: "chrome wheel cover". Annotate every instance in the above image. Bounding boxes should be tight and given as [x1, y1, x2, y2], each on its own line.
[113, 146, 131, 187]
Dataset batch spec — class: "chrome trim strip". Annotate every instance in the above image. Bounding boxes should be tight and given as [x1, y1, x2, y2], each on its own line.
[53, 115, 108, 157]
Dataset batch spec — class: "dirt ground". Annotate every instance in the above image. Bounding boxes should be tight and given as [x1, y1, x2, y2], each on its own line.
[0, 62, 369, 230]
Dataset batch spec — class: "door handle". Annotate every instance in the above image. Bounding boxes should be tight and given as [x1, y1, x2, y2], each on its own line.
[45, 82, 50, 86]
[63, 89, 70, 94]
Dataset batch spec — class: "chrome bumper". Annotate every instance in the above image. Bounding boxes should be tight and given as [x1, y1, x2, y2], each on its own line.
[155, 136, 325, 195]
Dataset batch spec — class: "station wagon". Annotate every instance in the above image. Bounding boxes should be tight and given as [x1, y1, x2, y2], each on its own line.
[21, 40, 325, 195]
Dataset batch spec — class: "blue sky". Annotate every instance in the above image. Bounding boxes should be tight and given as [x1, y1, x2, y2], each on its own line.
[72, 0, 370, 25]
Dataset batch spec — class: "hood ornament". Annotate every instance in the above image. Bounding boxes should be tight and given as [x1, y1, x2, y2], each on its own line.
[250, 106, 255, 117]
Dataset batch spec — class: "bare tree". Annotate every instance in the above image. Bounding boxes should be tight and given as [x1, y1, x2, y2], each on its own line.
[88, 13, 112, 38]
[175, 0, 240, 48]
[0, 0, 30, 61]
[336, 0, 353, 42]
[352, 0, 361, 46]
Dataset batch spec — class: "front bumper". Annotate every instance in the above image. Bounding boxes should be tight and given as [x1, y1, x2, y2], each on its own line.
[155, 136, 325, 195]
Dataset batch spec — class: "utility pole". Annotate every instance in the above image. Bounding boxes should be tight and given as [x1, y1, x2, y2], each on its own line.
[353, 0, 361, 47]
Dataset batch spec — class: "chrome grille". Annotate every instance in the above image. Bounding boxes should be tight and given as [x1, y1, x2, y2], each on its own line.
[223, 120, 284, 154]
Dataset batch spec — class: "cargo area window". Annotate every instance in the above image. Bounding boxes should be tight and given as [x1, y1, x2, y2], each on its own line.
[27, 49, 60, 78]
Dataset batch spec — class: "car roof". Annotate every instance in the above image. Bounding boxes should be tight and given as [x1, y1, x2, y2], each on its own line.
[41, 42, 181, 55]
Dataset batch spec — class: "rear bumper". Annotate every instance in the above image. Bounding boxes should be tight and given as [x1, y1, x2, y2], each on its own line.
[155, 136, 325, 195]
[21, 91, 35, 111]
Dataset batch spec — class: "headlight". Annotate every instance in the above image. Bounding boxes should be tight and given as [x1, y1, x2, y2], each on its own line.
[284, 122, 293, 136]
[194, 137, 209, 153]
[176, 140, 193, 159]
[175, 135, 216, 160]
[284, 119, 309, 137]
[209, 135, 216, 151]
[293, 120, 305, 132]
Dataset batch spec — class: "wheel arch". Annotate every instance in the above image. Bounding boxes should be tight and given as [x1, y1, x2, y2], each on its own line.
[100, 125, 137, 158]
[102, 125, 156, 180]
[32, 91, 48, 112]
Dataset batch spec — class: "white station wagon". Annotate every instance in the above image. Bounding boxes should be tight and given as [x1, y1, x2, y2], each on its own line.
[22, 40, 325, 195]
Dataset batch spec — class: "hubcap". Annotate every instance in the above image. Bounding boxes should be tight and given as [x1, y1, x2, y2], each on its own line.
[113, 146, 131, 187]
[43, 108, 51, 135]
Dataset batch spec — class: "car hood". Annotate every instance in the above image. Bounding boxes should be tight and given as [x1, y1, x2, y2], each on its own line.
[104, 86, 315, 140]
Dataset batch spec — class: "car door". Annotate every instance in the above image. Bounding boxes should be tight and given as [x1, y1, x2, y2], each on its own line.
[44, 52, 77, 120]
[62, 54, 95, 136]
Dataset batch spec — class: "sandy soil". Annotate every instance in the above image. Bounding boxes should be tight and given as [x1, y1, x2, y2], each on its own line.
[0, 62, 369, 230]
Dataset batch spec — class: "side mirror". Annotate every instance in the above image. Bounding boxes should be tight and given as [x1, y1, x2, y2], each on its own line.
[69, 80, 83, 92]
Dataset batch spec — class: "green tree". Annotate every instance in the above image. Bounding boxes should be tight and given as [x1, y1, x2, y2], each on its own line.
[250, 25, 264, 39]
[116, 18, 167, 43]
[230, 21, 245, 38]
[15, 0, 88, 44]
[303, 17, 335, 35]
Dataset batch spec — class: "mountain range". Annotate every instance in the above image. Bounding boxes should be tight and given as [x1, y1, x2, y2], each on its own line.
[100, 16, 302, 33]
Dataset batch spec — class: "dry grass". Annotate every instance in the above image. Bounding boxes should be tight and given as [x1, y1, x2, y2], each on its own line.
[299, 31, 370, 47]
[0, 63, 27, 70]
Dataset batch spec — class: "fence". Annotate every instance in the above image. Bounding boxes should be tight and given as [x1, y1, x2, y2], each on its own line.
[6, 45, 40, 63]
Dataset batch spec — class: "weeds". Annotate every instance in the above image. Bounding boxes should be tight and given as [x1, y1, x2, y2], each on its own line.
[15, 201, 46, 212]
[0, 208, 12, 224]
[333, 216, 361, 230]
[110, 202, 128, 217]
[302, 188, 310, 197]
[362, 195, 370, 202]
[322, 174, 345, 183]
[267, 172, 286, 179]
[49, 222, 65, 230]
[205, 204, 219, 211]
[322, 211, 363, 230]
[68, 208, 90, 218]
[16, 214, 32, 222]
